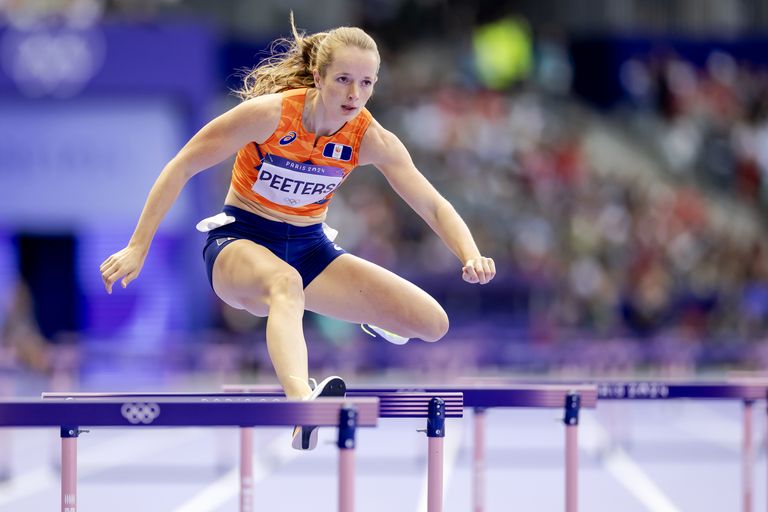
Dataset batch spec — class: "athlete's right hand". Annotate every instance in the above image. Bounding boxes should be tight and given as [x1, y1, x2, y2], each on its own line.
[100, 246, 147, 294]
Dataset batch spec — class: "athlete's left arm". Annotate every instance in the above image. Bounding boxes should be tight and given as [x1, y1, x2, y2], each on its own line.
[359, 120, 495, 284]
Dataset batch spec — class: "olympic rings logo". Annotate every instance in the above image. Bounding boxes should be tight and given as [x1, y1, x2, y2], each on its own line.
[121, 402, 161, 425]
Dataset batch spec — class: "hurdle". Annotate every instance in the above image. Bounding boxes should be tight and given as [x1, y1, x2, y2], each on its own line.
[49, 389, 465, 512]
[479, 378, 765, 512]
[220, 384, 598, 512]
[0, 396, 379, 512]
[597, 380, 765, 512]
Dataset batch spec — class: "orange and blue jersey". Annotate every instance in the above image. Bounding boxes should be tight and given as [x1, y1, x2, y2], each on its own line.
[231, 88, 373, 218]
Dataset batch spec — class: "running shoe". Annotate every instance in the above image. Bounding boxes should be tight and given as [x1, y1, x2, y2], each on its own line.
[361, 324, 410, 345]
[291, 375, 347, 450]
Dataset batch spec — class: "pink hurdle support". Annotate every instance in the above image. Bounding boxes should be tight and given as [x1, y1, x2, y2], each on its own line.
[61, 433, 77, 512]
[473, 408, 486, 512]
[337, 405, 359, 512]
[427, 437, 444, 512]
[240, 427, 254, 512]
[563, 392, 581, 512]
[425, 396, 446, 512]
[565, 424, 578, 512]
[339, 447, 355, 512]
[742, 400, 754, 512]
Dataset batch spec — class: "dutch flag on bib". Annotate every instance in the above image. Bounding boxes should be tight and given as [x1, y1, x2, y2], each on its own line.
[322, 142, 352, 161]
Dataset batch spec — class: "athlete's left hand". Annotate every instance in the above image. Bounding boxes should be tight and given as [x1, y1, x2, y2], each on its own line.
[462, 256, 496, 285]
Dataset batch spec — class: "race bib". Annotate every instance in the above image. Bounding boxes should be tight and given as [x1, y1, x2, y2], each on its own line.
[252, 154, 345, 207]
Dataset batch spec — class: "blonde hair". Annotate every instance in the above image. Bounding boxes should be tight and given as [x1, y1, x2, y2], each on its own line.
[235, 13, 379, 100]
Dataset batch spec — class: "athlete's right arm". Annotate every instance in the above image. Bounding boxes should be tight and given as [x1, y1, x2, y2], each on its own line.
[99, 95, 281, 294]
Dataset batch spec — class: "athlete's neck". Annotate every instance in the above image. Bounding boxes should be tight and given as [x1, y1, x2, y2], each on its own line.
[303, 88, 344, 139]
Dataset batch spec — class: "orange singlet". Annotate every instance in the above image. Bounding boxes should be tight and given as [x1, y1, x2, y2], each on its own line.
[231, 88, 373, 219]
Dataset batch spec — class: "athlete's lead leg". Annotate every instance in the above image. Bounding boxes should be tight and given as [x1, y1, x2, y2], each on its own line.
[305, 254, 449, 342]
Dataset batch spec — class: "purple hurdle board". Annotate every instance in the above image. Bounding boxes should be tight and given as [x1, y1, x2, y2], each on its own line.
[44, 390, 464, 512]
[478, 378, 766, 512]
[217, 384, 597, 512]
[3, 396, 378, 512]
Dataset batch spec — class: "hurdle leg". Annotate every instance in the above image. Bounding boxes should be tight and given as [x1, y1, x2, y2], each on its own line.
[61, 427, 79, 512]
[240, 427, 254, 512]
[338, 405, 358, 512]
[428, 437, 445, 512]
[564, 392, 581, 512]
[426, 397, 446, 512]
[473, 408, 486, 512]
[51, 346, 79, 472]
[743, 400, 754, 512]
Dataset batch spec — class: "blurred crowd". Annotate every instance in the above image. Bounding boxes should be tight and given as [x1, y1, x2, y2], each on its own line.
[620, 49, 768, 208]
[327, 45, 768, 346]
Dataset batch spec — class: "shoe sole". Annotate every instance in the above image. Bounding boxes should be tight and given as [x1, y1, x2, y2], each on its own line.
[361, 324, 410, 345]
[292, 376, 347, 450]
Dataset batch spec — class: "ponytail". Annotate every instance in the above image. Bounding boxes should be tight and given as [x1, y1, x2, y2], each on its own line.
[235, 13, 327, 100]
[235, 12, 380, 101]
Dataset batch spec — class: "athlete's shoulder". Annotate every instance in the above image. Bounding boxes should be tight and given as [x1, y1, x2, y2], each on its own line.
[239, 93, 282, 119]
[359, 117, 407, 166]
[360, 116, 388, 143]
[232, 93, 283, 143]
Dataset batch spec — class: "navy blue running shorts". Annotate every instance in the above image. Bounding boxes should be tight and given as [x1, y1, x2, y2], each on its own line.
[202, 205, 347, 290]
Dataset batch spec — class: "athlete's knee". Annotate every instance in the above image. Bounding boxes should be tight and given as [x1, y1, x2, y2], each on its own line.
[421, 307, 449, 342]
[266, 269, 305, 308]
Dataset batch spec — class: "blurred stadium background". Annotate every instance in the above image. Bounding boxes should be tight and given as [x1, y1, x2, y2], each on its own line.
[2, 0, 768, 389]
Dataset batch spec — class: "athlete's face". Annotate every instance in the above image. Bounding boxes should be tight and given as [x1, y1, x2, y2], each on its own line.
[315, 46, 379, 118]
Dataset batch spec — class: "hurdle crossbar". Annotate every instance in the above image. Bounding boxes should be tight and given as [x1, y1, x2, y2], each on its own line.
[593, 380, 764, 401]
[45, 390, 465, 419]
